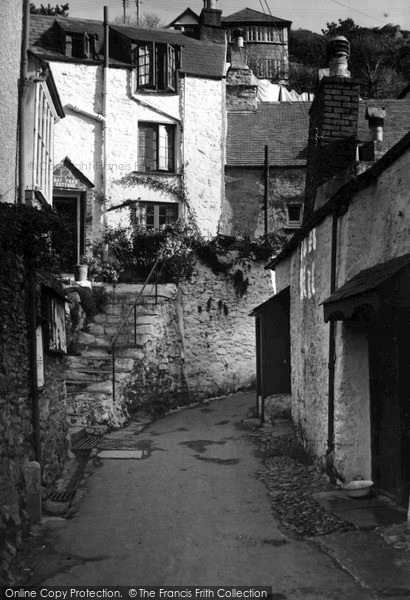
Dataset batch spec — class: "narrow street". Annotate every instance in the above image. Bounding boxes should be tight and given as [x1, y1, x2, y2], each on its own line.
[28, 392, 375, 598]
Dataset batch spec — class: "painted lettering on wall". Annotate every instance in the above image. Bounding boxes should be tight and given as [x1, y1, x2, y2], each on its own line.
[300, 229, 316, 300]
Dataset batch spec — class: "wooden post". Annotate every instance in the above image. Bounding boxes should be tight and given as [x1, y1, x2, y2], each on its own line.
[264, 145, 269, 238]
[26, 461, 41, 523]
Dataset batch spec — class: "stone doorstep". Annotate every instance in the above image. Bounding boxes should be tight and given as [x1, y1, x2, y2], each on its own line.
[313, 490, 406, 530]
[97, 450, 144, 459]
[316, 529, 410, 596]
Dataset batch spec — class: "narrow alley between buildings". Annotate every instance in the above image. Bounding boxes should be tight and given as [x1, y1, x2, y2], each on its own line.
[20, 392, 410, 599]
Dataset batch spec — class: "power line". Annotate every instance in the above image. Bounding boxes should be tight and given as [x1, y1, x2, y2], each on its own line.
[329, 0, 387, 24]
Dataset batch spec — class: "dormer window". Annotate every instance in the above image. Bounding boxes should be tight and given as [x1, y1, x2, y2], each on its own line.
[71, 32, 90, 58]
[133, 42, 178, 92]
[56, 22, 97, 59]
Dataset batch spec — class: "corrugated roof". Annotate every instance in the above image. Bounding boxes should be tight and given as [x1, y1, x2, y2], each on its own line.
[226, 102, 311, 167]
[222, 8, 291, 26]
[29, 14, 226, 79]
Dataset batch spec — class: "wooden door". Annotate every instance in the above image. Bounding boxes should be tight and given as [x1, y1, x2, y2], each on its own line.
[262, 287, 291, 397]
[369, 315, 408, 505]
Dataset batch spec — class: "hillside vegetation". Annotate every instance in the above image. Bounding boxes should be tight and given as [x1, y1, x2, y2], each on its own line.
[289, 18, 410, 98]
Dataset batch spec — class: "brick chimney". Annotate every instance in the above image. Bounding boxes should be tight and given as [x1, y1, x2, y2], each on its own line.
[199, 0, 225, 43]
[226, 34, 258, 112]
[304, 36, 360, 216]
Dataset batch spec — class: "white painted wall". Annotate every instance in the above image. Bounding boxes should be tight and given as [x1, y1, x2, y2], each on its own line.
[274, 144, 410, 479]
[182, 77, 226, 237]
[51, 62, 225, 240]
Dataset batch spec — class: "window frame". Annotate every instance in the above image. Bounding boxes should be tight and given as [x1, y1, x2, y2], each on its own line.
[243, 25, 284, 43]
[131, 201, 180, 230]
[133, 42, 179, 93]
[137, 122, 176, 174]
[33, 82, 56, 204]
[285, 203, 303, 229]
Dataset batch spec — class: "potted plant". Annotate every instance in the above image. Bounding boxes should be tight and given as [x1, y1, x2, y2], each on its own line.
[75, 255, 90, 282]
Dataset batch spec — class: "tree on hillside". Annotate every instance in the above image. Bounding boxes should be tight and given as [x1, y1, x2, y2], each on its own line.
[321, 18, 358, 37]
[290, 17, 409, 98]
[30, 2, 69, 15]
[113, 12, 164, 28]
[289, 28, 326, 67]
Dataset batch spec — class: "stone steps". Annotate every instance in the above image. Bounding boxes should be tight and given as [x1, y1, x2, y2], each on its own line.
[65, 290, 164, 428]
[66, 356, 134, 371]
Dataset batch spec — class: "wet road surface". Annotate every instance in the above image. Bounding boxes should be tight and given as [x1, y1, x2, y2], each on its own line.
[32, 392, 374, 599]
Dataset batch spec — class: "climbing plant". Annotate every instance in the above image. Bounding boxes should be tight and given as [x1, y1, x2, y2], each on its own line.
[0, 203, 69, 271]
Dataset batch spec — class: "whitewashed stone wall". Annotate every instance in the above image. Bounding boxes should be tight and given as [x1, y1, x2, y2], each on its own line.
[274, 144, 410, 481]
[51, 63, 225, 240]
[180, 257, 273, 396]
[0, 0, 22, 204]
[182, 77, 226, 237]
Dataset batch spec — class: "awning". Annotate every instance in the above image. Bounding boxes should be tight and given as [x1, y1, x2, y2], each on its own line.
[323, 253, 410, 323]
[250, 287, 290, 317]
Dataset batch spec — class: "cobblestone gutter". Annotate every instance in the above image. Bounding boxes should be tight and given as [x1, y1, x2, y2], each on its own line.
[251, 421, 355, 538]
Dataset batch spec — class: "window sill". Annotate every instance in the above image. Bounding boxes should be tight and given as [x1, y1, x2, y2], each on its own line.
[134, 89, 179, 96]
[132, 171, 179, 177]
[284, 224, 302, 231]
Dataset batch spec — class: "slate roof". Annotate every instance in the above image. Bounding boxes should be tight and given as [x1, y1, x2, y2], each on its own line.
[323, 253, 410, 308]
[226, 95, 410, 168]
[226, 102, 311, 167]
[222, 8, 291, 26]
[358, 99, 410, 152]
[29, 14, 226, 79]
[266, 129, 410, 269]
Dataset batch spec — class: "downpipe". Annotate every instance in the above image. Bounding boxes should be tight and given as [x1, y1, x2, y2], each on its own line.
[326, 207, 338, 483]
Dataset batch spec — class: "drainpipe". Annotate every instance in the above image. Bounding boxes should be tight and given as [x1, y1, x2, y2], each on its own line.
[18, 0, 31, 204]
[65, 104, 105, 122]
[102, 6, 109, 257]
[19, 0, 42, 465]
[264, 145, 269, 239]
[326, 207, 338, 479]
[28, 268, 42, 465]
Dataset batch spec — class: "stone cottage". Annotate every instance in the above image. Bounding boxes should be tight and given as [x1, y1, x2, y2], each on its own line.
[260, 37, 410, 508]
[29, 2, 227, 269]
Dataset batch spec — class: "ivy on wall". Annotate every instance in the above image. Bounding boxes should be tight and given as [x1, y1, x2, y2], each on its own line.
[0, 203, 69, 271]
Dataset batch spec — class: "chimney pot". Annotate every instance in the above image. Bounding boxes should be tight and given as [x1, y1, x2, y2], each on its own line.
[366, 106, 386, 141]
[327, 36, 350, 77]
[233, 28, 244, 47]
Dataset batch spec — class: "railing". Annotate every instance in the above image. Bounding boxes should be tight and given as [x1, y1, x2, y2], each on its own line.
[108, 255, 162, 402]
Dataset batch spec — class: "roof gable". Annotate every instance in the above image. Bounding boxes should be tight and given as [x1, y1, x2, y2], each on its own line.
[54, 157, 95, 190]
[222, 8, 291, 26]
[168, 8, 199, 28]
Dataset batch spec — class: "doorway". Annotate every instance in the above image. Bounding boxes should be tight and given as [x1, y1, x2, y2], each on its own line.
[53, 194, 85, 270]
[369, 313, 410, 506]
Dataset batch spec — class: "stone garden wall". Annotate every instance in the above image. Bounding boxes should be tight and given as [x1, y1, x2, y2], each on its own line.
[113, 256, 274, 415]
[0, 254, 68, 584]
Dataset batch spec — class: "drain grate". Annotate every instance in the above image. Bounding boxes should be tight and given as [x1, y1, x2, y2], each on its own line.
[46, 455, 90, 505]
[47, 490, 75, 503]
[71, 433, 103, 451]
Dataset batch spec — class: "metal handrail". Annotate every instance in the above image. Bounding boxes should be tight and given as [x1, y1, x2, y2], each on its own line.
[109, 253, 163, 402]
